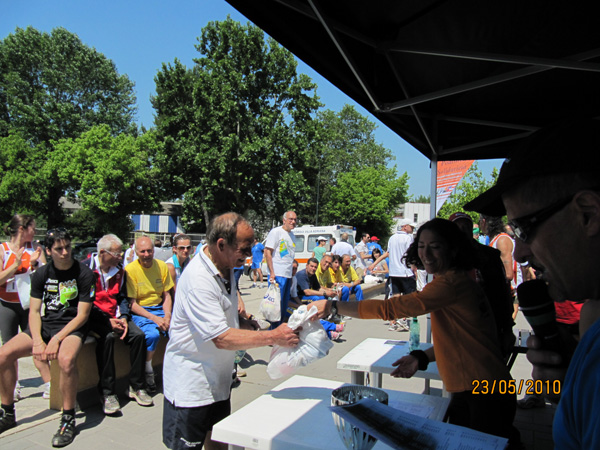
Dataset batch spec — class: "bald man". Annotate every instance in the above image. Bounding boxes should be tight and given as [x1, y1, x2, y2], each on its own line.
[125, 236, 174, 392]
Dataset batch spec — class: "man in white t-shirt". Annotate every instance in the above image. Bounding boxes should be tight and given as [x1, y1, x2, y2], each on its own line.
[162, 213, 299, 450]
[264, 211, 297, 324]
[353, 232, 371, 279]
[331, 233, 355, 259]
[370, 219, 417, 295]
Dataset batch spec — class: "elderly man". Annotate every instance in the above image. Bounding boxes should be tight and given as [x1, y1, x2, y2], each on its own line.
[464, 119, 600, 448]
[125, 236, 174, 392]
[84, 234, 152, 415]
[0, 228, 95, 447]
[162, 213, 299, 450]
[264, 211, 297, 324]
[331, 232, 355, 259]
[337, 255, 364, 302]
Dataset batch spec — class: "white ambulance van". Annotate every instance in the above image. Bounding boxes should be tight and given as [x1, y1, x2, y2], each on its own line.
[292, 225, 356, 267]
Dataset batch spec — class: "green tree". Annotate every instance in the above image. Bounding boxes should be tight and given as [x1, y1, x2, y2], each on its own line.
[51, 125, 161, 241]
[411, 194, 431, 203]
[324, 167, 409, 239]
[307, 105, 408, 239]
[152, 18, 321, 231]
[0, 133, 48, 224]
[0, 26, 138, 226]
[437, 162, 499, 222]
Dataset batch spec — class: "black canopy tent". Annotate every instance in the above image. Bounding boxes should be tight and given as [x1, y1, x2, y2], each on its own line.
[225, 0, 600, 163]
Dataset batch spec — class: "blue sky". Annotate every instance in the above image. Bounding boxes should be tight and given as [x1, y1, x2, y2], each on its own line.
[3, 0, 502, 197]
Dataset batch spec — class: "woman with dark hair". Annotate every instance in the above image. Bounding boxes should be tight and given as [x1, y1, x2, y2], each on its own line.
[328, 254, 342, 281]
[0, 214, 50, 400]
[314, 218, 518, 444]
[369, 248, 388, 281]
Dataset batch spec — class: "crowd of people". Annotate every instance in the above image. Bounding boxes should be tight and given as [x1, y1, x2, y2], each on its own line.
[0, 119, 597, 449]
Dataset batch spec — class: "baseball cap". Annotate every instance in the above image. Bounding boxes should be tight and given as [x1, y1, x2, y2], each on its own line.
[370, 236, 380, 241]
[397, 219, 417, 229]
[465, 118, 600, 216]
[448, 212, 472, 224]
[316, 236, 326, 241]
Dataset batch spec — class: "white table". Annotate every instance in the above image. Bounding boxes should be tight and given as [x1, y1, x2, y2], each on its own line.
[212, 375, 450, 450]
[337, 338, 446, 395]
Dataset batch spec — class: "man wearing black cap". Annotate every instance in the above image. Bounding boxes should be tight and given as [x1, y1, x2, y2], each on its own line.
[465, 118, 600, 449]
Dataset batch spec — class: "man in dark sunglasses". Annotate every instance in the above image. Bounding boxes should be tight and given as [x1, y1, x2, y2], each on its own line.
[465, 118, 600, 449]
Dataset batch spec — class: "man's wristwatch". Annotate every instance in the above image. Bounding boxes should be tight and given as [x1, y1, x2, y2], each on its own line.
[330, 300, 338, 317]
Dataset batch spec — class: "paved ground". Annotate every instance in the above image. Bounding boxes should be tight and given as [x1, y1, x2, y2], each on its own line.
[1, 275, 555, 449]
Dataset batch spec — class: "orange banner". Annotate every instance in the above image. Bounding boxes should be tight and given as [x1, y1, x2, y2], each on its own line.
[436, 160, 474, 213]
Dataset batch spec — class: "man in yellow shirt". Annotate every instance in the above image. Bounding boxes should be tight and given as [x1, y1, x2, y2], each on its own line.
[125, 236, 174, 392]
[316, 253, 335, 289]
[337, 255, 364, 301]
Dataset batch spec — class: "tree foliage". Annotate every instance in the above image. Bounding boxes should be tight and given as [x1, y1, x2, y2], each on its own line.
[324, 167, 409, 239]
[0, 26, 137, 144]
[0, 133, 48, 224]
[307, 105, 409, 240]
[152, 18, 321, 231]
[437, 162, 499, 222]
[51, 125, 161, 241]
[0, 26, 139, 227]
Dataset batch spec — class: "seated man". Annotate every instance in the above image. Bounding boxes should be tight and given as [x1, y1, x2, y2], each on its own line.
[337, 255, 364, 302]
[125, 236, 174, 392]
[294, 258, 341, 339]
[0, 228, 95, 447]
[315, 254, 336, 291]
[84, 234, 152, 415]
[297, 258, 336, 302]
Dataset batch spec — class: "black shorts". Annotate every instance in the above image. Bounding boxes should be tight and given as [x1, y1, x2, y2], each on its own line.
[24, 320, 88, 343]
[163, 397, 231, 450]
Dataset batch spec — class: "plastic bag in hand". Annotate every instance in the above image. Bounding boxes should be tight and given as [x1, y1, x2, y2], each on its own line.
[259, 283, 281, 322]
[267, 305, 334, 379]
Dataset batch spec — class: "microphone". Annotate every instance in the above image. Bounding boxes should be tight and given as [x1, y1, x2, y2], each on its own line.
[517, 280, 565, 357]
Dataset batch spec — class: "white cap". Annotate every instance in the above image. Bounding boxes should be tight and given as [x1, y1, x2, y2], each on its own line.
[317, 236, 326, 241]
[397, 219, 417, 230]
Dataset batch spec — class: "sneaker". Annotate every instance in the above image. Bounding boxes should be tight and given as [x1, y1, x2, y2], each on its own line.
[42, 382, 51, 400]
[388, 324, 398, 331]
[231, 377, 241, 389]
[13, 383, 22, 402]
[336, 323, 345, 332]
[331, 332, 342, 341]
[103, 394, 121, 415]
[128, 386, 153, 407]
[517, 394, 546, 409]
[236, 369, 247, 377]
[251, 283, 256, 288]
[397, 318, 410, 331]
[0, 408, 17, 434]
[145, 372, 157, 392]
[260, 283, 265, 289]
[51, 414, 76, 447]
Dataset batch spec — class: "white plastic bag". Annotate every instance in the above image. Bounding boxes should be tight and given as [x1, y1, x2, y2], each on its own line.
[267, 305, 334, 379]
[259, 283, 281, 322]
[15, 272, 32, 309]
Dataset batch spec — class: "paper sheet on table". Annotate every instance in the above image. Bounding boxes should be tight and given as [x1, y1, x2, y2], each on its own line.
[330, 398, 507, 450]
[388, 400, 434, 419]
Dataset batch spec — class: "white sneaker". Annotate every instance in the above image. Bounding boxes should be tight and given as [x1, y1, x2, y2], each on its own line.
[42, 382, 51, 399]
[103, 394, 121, 415]
[13, 383, 22, 402]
